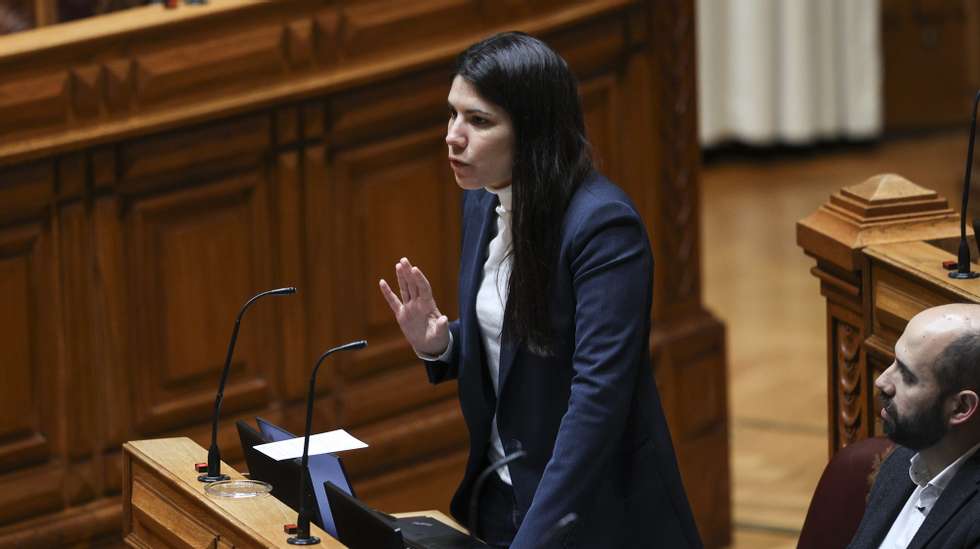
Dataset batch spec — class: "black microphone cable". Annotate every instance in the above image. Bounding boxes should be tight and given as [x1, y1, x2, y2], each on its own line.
[467, 450, 527, 541]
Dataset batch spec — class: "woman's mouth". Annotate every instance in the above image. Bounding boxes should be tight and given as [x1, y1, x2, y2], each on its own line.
[449, 158, 470, 170]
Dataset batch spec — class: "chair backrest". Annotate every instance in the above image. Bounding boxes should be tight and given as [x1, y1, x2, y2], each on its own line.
[797, 436, 895, 549]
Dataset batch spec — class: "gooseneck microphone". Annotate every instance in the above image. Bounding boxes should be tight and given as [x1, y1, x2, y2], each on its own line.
[467, 450, 527, 541]
[288, 340, 368, 546]
[197, 287, 297, 483]
[951, 89, 980, 279]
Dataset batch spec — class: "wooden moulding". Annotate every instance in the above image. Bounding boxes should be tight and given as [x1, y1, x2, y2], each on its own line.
[0, 0, 634, 167]
[797, 173, 963, 272]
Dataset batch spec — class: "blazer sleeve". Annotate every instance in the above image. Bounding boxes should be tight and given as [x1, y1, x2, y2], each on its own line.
[423, 320, 461, 383]
[510, 200, 653, 548]
[422, 189, 474, 385]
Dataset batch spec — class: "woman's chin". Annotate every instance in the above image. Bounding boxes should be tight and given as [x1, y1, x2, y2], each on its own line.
[453, 175, 484, 191]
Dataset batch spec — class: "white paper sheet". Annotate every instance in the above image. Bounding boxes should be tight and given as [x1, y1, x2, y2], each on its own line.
[253, 429, 368, 461]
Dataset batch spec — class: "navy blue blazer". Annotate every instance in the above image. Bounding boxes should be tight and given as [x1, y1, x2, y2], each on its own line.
[424, 173, 702, 548]
[848, 446, 980, 549]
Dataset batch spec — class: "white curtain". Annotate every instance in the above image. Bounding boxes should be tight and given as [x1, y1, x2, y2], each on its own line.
[697, 0, 882, 146]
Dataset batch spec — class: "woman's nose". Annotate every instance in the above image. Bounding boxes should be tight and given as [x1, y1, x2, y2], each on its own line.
[446, 120, 465, 149]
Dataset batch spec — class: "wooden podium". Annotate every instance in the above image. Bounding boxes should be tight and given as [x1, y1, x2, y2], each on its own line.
[798, 174, 980, 456]
[122, 437, 460, 548]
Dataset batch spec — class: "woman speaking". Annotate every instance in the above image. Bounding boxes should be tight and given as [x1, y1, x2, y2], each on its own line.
[379, 32, 701, 548]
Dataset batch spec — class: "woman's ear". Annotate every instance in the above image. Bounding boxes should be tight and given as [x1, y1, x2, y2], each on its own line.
[948, 390, 980, 426]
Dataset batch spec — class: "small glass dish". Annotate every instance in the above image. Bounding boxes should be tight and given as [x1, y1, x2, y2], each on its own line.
[204, 479, 273, 499]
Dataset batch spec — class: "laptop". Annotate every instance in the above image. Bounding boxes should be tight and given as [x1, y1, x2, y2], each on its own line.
[253, 417, 355, 538]
[324, 481, 488, 549]
[235, 420, 323, 530]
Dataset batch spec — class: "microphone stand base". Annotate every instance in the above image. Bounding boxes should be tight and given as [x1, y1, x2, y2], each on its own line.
[949, 271, 980, 279]
[197, 473, 230, 483]
[287, 535, 321, 545]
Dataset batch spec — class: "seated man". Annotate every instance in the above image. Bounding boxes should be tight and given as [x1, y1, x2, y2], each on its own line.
[849, 303, 980, 548]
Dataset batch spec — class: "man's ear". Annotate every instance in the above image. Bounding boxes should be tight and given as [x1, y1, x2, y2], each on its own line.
[948, 390, 980, 426]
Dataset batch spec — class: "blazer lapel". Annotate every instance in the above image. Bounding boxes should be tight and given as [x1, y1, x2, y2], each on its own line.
[907, 453, 980, 549]
[458, 191, 499, 411]
[459, 191, 498, 320]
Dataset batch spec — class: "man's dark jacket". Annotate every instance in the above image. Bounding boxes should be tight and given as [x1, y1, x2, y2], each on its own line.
[848, 445, 980, 548]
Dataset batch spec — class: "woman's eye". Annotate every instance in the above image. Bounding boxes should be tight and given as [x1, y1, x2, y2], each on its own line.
[448, 109, 457, 120]
[470, 116, 489, 126]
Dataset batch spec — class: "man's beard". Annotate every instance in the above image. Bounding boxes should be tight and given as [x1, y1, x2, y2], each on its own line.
[881, 395, 948, 450]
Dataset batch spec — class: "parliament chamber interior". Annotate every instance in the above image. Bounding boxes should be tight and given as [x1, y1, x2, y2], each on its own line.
[0, 0, 978, 547]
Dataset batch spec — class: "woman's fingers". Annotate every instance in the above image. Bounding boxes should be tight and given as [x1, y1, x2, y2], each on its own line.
[403, 258, 419, 300]
[413, 266, 434, 299]
[378, 279, 402, 314]
[409, 267, 425, 300]
[394, 261, 411, 303]
[397, 257, 429, 301]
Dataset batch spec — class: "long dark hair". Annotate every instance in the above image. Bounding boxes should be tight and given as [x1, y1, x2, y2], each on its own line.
[455, 32, 593, 353]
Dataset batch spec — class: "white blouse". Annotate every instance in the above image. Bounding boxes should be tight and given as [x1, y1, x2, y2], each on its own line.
[416, 185, 514, 485]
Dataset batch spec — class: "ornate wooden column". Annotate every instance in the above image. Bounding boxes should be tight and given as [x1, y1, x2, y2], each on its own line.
[636, 1, 731, 546]
[798, 174, 961, 455]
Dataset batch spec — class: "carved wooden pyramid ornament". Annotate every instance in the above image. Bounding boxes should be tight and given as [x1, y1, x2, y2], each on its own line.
[829, 173, 952, 224]
[797, 173, 962, 272]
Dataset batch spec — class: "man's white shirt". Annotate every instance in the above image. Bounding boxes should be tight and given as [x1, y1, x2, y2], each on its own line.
[878, 441, 980, 548]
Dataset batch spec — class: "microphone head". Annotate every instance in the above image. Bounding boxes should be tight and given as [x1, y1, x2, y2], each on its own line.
[350, 340, 368, 349]
[273, 287, 298, 295]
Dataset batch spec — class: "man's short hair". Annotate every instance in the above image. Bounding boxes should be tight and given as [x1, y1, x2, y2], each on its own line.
[934, 329, 980, 397]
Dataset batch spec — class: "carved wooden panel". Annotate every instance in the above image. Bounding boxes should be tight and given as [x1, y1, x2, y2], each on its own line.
[119, 115, 270, 191]
[327, 126, 467, 494]
[271, 150, 311, 403]
[0, 162, 65, 528]
[134, 26, 286, 110]
[339, 0, 481, 59]
[833, 314, 866, 449]
[126, 171, 277, 434]
[581, 74, 622, 184]
[330, 127, 458, 379]
[0, 224, 53, 471]
[0, 464, 65, 526]
[0, 70, 68, 141]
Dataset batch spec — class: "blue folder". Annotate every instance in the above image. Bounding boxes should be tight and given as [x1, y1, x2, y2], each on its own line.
[254, 417, 355, 539]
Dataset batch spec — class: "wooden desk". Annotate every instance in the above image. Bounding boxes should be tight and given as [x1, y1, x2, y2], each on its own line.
[798, 174, 978, 455]
[122, 437, 461, 548]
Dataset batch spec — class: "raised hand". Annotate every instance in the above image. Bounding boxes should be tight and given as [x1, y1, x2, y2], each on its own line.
[379, 257, 450, 356]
